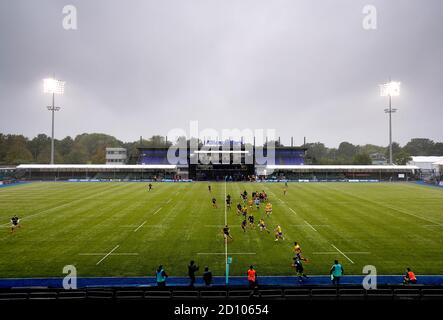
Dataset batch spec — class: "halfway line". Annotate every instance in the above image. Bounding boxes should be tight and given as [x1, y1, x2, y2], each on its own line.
[331, 244, 354, 264]
[197, 252, 256, 255]
[304, 220, 317, 232]
[96, 245, 120, 265]
[134, 221, 147, 232]
[79, 253, 139, 256]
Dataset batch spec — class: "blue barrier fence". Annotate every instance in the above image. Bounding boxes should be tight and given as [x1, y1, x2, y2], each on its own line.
[1, 275, 442, 288]
[0, 182, 30, 188]
[415, 181, 443, 188]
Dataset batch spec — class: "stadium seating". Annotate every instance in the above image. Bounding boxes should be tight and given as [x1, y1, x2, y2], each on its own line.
[365, 288, 393, 300]
[394, 288, 422, 301]
[421, 289, 443, 300]
[283, 288, 311, 300]
[200, 290, 228, 299]
[338, 288, 366, 300]
[310, 288, 337, 300]
[172, 290, 200, 300]
[0, 285, 442, 301]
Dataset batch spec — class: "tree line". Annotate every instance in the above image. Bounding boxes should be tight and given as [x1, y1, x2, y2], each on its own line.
[0, 133, 170, 165]
[305, 139, 443, 165]
[0, 133, 442, 165]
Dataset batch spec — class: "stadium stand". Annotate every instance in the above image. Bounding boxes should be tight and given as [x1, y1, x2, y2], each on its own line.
[9, 163, 419, 183]
[14, 164, 179, 181]
[265, 165, 419, 181]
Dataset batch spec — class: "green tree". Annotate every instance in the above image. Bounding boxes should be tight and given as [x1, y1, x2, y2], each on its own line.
[91, 147, 106, 164]
[338, 142, 358, 161]
[432, 142, 443, 156]
[65, 144, 88, 164]
[394, 150, 412, 165]
[352, 152, 371, 165]
[360, 144, 386, 156]
[36, 146, 63, 164]
[4, 135, 33, 164]
[305, 142, 328, 164]
[0, 134, 6, 164]
[28, 134, 51, 161]
[404, 138, 435, 156]
[57, 136, 75, 162]
[75, 133, 122, 158]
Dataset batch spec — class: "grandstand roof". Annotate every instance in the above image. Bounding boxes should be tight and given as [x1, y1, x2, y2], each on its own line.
[16, 164, 177, 170]
[410, 156, 443, 163]
[265, 165, 419, 171]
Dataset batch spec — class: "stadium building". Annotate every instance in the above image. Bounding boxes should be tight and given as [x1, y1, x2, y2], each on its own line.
[8, 141, 420, 182]
[137, 143, 307, 181]
[135, 142, 418, 181]
[408, 156, 443, 177]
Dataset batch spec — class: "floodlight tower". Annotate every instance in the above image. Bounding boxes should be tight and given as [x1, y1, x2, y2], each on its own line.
[380, 80, 400, 165]
[43, 78, 65, 164]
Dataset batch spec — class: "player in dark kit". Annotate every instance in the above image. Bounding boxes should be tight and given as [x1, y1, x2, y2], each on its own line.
[226, 195, 231, 210]
[148, 183, 153, 191]
[241, 219, 247, 232]
[212, 198, 217, 208]
[208, 185, 211, 193]
[248, 214, 255, 228]
[236, 203, 243, 215]
[223, 225, 233, 240]
[292, 257, 308, 282]
[10, 215, 20, 233]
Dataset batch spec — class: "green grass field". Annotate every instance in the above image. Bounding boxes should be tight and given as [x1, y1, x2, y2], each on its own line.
[0, 182, 442, 278]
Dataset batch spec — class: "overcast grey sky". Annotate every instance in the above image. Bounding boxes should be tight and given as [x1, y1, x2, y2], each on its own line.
[0, 0, 442, 147]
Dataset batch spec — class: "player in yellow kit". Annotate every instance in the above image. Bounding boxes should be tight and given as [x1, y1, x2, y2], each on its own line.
[248, 198, 253, 210]
[274, 225, 284, 241]
[294, 241, 309, 262]
[258, 219, 270, 233]
[265, 202, 273, 216]
[241, 206, 248, 220]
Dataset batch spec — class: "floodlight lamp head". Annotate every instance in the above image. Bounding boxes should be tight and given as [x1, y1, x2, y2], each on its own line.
[380, 81, 400, 97]
[43, 78, 65, 95]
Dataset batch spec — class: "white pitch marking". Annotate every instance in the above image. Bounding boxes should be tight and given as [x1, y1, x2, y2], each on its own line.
[288, 207, 297, 215]
[0, 184, 121, 226]
[344, 252, 371, 254]
[153, 208, 162, 215]
[197, 252, 256, 255]
[313, 252, 339, 255]
[134, 221, 147, 232]
[328, 186, 443, 227]
[331, 244, 355, 264]
[303, 220, 317, 232]
[381, 203, 443, 226]
[291, 224, 330, 227]
[79, 253, 139, 256]
[205, 225, 242, 227]
[96, 245, 120, 265]
[313, 252, 370, 255]
[166, 199, 172, 204]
